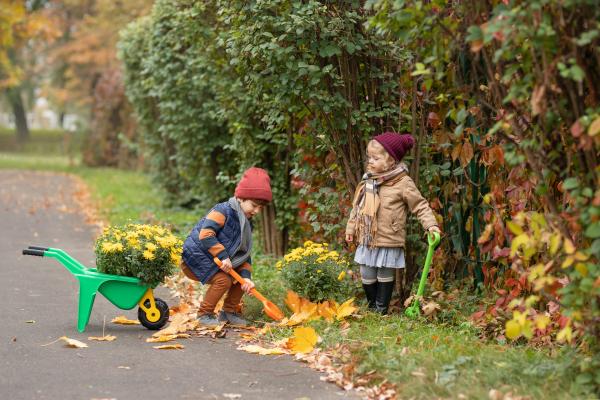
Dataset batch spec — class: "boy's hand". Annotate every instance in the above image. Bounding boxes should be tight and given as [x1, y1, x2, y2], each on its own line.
[220, 258, 233, 273]
[345, 234, 353, 243]
[241, 278, 255, 293]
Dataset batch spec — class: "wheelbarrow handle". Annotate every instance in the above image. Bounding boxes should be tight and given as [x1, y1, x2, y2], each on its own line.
[23, 249, 45, 256]
[28, 245, 49, 251]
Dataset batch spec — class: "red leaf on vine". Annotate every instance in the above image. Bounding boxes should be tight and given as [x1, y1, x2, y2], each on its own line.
[570, 120, 584, 138]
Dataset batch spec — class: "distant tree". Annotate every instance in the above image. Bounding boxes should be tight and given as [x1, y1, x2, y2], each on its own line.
[44, 0, 151, 165]
[0, 0, 58, 142]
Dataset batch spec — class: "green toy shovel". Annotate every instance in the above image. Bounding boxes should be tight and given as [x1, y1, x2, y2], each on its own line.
[405, 231, 441, 318]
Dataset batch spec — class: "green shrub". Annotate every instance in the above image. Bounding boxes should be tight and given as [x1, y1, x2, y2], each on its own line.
[279, 241, 354, 302]
[95, 224, 182, 287]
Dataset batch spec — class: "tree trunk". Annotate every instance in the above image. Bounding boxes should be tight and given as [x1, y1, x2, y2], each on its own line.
[259, 203, 286, 257]
[7, 88, 29, 142]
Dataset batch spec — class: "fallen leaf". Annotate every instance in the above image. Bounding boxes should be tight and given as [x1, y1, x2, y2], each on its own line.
[146, 333, 190, 343]
[239, 332, 257, 341]
[335, 298, 357, 320]
[169, 302, 191, 316]
[118, 366, 131, 370]
[25, 320, 35, 324]
[88, 335, 116, 342]
[421, 301, 441, 316]
[238, 344, 287, 355]
[222, 394, 242, 399]
[153, 343, 184, 350]
[211, 323, 227, 339]
[153, 313, 194, 336]
[317, 301, 336, 322]
[411, 368, 426, 378]
[287, 326, 318, 354]
[60, 336, 88, 348]
[285, 290, 302, 314]
[111, 315, 140, 325]
[488, 389, 503, 400]
[316, 354, 332, 368]
[284, 313, 307, 326]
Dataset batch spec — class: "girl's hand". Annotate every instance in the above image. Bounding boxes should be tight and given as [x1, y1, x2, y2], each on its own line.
[241, 278, 255, 293]
[345, 234, 354, 243]
[428, 226, 441, 236]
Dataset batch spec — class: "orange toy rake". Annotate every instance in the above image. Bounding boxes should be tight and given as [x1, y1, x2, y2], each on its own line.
[213, 258, 284, 321]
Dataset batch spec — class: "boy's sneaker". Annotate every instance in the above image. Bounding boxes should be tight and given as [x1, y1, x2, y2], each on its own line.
[197, 313, 221, 327]
[218, 311, 249, 327]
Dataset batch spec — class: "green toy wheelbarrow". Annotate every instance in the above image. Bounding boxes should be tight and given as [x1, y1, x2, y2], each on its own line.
[404, 232, 441, 318]
[22, 246, 169, 332]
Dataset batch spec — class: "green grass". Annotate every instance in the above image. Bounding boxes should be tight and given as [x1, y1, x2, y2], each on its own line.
[242, 254, 288, 322]
[0, 126, 82, 156]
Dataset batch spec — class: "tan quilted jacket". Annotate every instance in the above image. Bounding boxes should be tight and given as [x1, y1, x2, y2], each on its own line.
[345, 174, 438, 248]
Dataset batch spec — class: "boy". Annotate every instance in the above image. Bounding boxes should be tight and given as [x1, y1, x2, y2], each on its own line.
[181, 167, 272, 326]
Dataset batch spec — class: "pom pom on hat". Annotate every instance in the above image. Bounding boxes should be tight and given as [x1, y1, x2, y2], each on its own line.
[373, 132, 415, 161]
[235, 167, 273, 202]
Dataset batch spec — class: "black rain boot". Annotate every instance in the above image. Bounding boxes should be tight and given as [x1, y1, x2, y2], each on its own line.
[362, 283, 377, 310]
[375, 281, 395, 315]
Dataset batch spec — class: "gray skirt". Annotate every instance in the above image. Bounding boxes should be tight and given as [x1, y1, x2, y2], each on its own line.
[354, 245, 405, 268]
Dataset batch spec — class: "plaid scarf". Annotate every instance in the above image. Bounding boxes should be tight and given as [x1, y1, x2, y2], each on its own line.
[351, 163, 408, 247]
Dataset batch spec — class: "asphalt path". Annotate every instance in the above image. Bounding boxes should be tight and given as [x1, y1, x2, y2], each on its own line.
[0, 170, 353, 400]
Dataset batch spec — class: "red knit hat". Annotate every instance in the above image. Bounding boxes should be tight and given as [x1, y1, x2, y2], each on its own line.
[235, 167, 273, 202]
[373, 132, 415, 161]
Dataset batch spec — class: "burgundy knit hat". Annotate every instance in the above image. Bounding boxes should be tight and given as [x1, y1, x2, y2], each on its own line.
[373, 132, 415, 162]
[235, 167, 273, 202]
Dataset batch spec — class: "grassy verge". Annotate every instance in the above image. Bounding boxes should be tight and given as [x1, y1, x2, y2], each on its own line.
[246, 261, 593, 399]
[312, 313, 587, 399]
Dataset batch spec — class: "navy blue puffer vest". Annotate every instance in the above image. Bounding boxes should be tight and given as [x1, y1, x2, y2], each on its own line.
[182, 201, 246, 284]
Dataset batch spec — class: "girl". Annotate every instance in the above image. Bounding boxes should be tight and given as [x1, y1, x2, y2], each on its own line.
[345, 132, 441, 314]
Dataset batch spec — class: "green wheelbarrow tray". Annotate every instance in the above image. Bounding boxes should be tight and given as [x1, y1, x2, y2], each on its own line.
[405, 232, 441, 318]
[22, 246, 169, 332]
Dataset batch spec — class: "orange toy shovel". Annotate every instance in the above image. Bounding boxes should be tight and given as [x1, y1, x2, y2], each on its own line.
[213, 258, 284, 321]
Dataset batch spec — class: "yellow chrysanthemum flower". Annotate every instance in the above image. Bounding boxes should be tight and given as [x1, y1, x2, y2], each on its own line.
[337, 270, 346, 281]
[143, 250, 155, 260]
[145, 242, 157, 252]
[170, 252, 181, 265]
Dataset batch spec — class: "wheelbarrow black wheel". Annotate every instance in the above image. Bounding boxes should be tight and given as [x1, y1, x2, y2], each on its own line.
[138, 298, 169, 330]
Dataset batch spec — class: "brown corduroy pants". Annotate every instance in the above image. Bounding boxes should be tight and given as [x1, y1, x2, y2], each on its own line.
[181, 261, 251, 316]
[197, 271, 245, 316]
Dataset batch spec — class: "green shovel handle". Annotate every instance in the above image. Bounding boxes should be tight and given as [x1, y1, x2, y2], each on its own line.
[405, 231, 441, 318]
